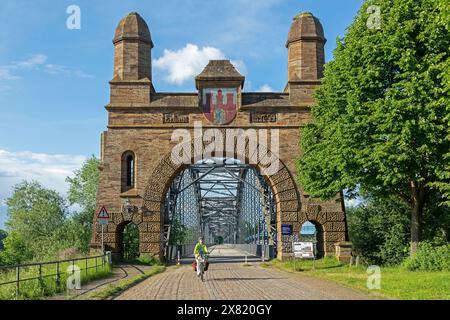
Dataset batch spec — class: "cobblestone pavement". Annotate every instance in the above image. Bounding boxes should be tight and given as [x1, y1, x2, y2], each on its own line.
[115, 246, 374, 300]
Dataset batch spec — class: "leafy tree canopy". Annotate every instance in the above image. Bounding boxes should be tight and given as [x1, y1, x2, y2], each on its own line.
[65, 156, 100, 252]
[298, 0, 449, 253]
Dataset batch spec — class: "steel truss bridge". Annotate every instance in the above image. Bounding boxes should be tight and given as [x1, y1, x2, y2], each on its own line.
[163, 158, 277, 259]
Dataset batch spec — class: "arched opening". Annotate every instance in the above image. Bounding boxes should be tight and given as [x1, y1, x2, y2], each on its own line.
[121, 151, 135, 192]
[117, 221, 140, 261]
[300, 220, 324, 258]
[162, 158, 277, 260]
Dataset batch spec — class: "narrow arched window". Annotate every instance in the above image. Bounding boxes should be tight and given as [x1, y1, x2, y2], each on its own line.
[126, 155, 134, 187]
[122, 151, 135, 192]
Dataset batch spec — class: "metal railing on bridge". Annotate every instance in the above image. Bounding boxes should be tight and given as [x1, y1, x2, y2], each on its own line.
[0, 252, 112, 299]
[231, 244, 275, 260]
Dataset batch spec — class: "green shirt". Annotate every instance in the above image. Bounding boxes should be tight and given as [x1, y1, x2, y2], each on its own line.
[194, 243, 208, 255]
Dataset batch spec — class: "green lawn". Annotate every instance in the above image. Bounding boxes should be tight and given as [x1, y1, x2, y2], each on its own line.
[271, 257, 450, 300]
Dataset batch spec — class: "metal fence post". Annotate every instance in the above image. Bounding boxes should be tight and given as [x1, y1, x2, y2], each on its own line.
[85, 257, 88, 278]
[15, 266, 20, 299]
[56, 261, 60, 289]
[95, 257, 98, 273]
[38, 264, 43, 289]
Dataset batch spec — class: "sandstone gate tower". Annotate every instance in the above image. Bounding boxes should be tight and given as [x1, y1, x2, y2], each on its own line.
[91, 11, 349, 261]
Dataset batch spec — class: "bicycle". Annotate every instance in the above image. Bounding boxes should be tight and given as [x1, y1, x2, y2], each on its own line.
[196, 254, 209, 282]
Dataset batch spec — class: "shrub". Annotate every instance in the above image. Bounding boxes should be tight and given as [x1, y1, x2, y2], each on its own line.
[402, 242, 450, 271]
[137, 255, 161, 266]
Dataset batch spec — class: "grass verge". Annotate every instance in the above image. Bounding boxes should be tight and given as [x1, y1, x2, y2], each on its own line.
[0, 258, 112, 300]
[269, 257, 450, 300]
[83, 265, 166, 300]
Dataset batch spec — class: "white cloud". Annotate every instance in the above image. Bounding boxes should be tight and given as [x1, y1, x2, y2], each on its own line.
[12, 54, 47, 69]
[230, 60, 247, 76]
[0, 149, 87, 212]
[153, 43, 246, 85]
[256, 84, 273, 92]
[0, 54, 94, 90]
[44, 64, 95, 79]
[154, 44, 224, 85]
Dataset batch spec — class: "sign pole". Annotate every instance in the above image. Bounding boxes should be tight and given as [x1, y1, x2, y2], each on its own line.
[101, 224, 104, 255]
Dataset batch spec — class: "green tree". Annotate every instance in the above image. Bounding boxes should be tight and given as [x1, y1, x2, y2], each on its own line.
[122, 223, 140, 260]
[298, 0, 450, 255]
[0, 231, 33, 265]
[5, 181, 68, 260]
[66, 156, 100, 252]
[0, 229, 6, 250]
[431, 0, 450, 206]
[169, 216, 187, 245]
[348, 191, 450, 265]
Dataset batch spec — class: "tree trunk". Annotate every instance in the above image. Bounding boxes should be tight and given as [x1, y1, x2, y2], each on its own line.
[410, 183, 425, 256]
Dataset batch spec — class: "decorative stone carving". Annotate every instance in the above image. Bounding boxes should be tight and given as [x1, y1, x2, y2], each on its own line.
[324, 232, 346, 242]
[163, 113, 189, 123]
[277, 189, 298, 202]
[143, 200, 161, 212]
[269, 167, 291, 185]
[278, 200, 299, 212]
[147, 222, 161, 232]
[140, 232, 161, 243]
[250, 113, 277, 123]
[273, 178, 296, 194]
[281, 211, 298, 222]
[324, 221, 346, 232]
[305, 204, 321, 215]
[95, 232, 116, 243]
[140, 242, 161, 253]
[138, 222, 148, 233]
[142, 212, 161, 222]
[326, 212, 345, 222]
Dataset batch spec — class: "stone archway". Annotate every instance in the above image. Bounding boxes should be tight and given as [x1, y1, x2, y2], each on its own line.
[140, 138, 303, 260]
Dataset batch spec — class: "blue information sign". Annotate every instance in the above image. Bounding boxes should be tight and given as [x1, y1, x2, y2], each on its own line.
[281, 224, 293, 235]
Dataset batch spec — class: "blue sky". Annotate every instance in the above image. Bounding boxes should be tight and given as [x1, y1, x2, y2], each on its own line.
[0, 0, 363, 228]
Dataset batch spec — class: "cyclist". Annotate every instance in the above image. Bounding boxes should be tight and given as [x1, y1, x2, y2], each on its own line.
[194, 236, 209, 275]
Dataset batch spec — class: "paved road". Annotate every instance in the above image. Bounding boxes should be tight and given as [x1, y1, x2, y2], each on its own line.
[115, 245, 374, 300]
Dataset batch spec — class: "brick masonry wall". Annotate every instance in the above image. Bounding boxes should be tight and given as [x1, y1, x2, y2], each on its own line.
[92, 107, 347, 260]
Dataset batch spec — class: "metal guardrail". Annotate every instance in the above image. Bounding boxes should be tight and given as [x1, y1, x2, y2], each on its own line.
[232, 244, 275, 260]
[0, 252, 112, 299]
[166, 244, 198, 261]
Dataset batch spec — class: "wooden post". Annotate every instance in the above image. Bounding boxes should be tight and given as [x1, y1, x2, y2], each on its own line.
[85, 257, 88, 278]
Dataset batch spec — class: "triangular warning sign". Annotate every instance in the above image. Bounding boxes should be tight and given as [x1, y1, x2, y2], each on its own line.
[97, 206, 109, 219]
